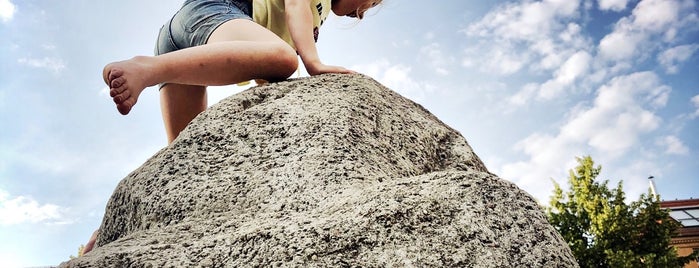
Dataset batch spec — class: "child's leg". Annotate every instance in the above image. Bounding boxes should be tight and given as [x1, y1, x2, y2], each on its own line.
[103, 19, 298, 116]
[160, 83, 207, 144]
[157, 19, 299, 143]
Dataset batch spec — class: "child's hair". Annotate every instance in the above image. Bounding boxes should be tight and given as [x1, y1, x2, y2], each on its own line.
[361, 0, 384, 19]
[341, 0, 384, 20]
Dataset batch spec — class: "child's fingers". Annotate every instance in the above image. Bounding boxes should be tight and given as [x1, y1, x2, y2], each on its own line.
[328, 65, 355, 74]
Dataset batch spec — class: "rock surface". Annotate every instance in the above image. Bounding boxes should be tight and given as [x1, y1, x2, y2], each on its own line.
[61, 74, 578, 267]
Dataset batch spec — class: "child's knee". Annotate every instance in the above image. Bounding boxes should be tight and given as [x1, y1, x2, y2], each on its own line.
[259, 43, 297, 82]
[274, 44, 299, 77]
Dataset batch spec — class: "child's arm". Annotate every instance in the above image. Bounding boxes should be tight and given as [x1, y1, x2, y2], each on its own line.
[285, 0, 354, 75]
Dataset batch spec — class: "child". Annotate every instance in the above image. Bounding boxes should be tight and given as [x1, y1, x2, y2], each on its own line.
[86, 0, 381, 255]
[103, 0, 382, 143]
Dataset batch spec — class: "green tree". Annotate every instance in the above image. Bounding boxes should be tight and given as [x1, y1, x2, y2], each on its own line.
[547, 156, 698, 268]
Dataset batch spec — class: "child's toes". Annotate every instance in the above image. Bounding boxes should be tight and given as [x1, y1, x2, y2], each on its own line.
[110, 76, 126, 89]
[113, 90, 132, 104]
[110, 83, 129, 97]
[116, 103, 131, 115]
[108, 69, 123, 81]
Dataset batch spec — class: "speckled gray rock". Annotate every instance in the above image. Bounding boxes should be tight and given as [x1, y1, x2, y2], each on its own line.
[61, 74, 578, 267]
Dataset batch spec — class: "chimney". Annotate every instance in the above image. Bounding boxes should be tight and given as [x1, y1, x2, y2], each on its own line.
[648, 176, 658, 199]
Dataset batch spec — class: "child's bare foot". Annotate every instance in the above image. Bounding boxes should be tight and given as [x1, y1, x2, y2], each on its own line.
[103, 57, 154, 115]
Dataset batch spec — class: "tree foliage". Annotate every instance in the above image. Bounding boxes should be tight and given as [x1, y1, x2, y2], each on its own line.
[547, 156, 697, 268]
[69, 244, 85, 259]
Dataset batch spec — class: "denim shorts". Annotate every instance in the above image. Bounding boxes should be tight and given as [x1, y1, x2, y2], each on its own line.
[155, 0, 253, 56]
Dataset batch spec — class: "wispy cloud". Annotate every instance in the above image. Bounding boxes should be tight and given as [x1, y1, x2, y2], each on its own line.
[632, 0, 682, 32]
[598, 0, 696, 64]
[598, 0, 630, 11]
[656, 135, 689, 155]
[498, 72, 669, 200]
[0, 0, 16, 23]
[465, 0, 697, 108]
[460, 0, 698, 202]
[509, 50, 592, 105]
[597, 25, 645, 62]
[657, 44, 699, 74]
[691, 95, 699, 119]
[462, 0, 588, 75]
[462, 0, 596, 106]
[0, 189, 68, 226]
[562, 72, 668, 155]
[462, 44, 529, 75]
[17, 57, 66, 74]
[352, 59, 435, 102]
[466, 0, 580, 41]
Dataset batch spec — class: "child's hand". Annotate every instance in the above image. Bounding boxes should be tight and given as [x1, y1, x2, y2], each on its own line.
[306, 63, 356, 76]
[284, 0, 355, 77]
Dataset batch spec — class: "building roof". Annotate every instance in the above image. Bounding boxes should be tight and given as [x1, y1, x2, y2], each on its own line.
[661, 199, 699, 227]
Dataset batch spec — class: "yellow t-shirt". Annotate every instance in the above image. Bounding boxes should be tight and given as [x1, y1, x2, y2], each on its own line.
[252, 0, 332, 50]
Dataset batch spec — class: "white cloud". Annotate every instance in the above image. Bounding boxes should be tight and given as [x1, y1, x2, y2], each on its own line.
[597, 0, 693, 63]
[556, 51, 593, 84]
[352, 59, 434, 102]
[691, 95, 699, 119]
[541, 51, 592, 99]
[598, 24, 645, 61]
[656, 136, 689, 155]
[0, 0, 16, 22]
[499, 72, 669, 200]
[468, 0, 694, 201]
[598, 0, 629, 11]
[657, 44, 699, 74]
[17, 57, 66, 74]
[499, 133, 583, 202]
[478, 45, 528, 75]
[467, 0, 580, 40]
[0, 189, 67, 226]
[508, 50, 592, 105]
[562, 72, 667, 155]
[465, 0, 582, 40]
[632, 0, 680, 32]
[463, 0, 590, 76]
[507, 83, 538, 107]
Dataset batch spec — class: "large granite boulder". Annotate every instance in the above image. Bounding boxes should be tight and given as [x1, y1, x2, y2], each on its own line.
[62, 74, 578, 267]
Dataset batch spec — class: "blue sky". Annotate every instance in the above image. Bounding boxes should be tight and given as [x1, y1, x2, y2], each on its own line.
[1, 0, 697, 266]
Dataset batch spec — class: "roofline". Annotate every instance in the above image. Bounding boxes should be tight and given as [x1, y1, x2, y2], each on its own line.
[660, 199, 699, 208]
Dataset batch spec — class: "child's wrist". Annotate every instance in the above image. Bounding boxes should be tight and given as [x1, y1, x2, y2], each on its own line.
[302, 59, 322, 72]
